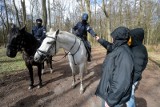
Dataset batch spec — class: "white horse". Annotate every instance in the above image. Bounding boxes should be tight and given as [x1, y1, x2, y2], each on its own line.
[34, 29, 88, 94]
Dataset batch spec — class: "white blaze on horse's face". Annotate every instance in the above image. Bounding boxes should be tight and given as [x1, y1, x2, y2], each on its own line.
[34, 31, 57, 62]
[42, 36, 54, 53]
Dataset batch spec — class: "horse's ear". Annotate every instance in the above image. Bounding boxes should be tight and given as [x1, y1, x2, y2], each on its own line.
[55, 29, 59, 35]
[49, 28, 54, 32]
[20, 25, 26, 32]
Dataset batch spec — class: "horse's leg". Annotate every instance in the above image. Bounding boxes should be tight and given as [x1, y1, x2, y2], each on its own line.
[69, 62, 76, 88]
[85, 61, 88, 74]
[49, 56, 53, 73]
[37, 64, 42, 88]
[27, 64, 34, 90]
[79, 63, 86, 94]
[41, 62, 45, 74]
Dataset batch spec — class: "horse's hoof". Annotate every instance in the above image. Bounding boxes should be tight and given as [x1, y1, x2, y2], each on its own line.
[28, 85, 33, 90]
[37, 84, 42, 89]
[80, 89, 84, 94]
[50, 69, 53, 73]
[72, 85, 76, 89]
[41, 69, 44, 74]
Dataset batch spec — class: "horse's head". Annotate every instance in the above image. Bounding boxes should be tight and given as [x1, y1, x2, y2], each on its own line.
[6, 25, 26, 58]
[34, 29, 59, 62]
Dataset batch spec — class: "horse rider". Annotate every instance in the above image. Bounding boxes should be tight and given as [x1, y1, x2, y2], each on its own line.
[72, 13, 97, 62]
[32, 18, 46, 43]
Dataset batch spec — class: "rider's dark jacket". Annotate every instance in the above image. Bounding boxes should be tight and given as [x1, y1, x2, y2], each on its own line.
[72, 21, 97, 41]
[32, 26, 46, 42]
[95, 27, 134, 107]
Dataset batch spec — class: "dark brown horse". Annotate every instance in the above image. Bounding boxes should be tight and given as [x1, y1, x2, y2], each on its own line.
[6, 25, 52, 89]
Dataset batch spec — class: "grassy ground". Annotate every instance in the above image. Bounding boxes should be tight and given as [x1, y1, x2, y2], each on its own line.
[0, 47, 26, 76]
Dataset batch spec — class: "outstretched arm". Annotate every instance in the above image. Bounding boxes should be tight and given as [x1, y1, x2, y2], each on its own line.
[95, 36, 113, 52]
[86, 24, 97, 37]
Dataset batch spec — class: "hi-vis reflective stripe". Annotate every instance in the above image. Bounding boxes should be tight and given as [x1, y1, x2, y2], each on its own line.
[87, 26, 90, 31]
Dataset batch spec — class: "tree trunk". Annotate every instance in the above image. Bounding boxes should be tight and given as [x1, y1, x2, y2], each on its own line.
[48, 0, 51, 28]
[94, 0, 96, 27]
[13, 0, 21, 27]
[84, 0, 93, 45]
[84, 0, 91, 24]
[119, 0, 123, 24]
[42, 0, 47, 28]
[0, 14, 7, 47]
[102, 0, 111, 42]
[21, 0, 26, 25]
[80, 0, 85, 13]
[2, 25, 6, 47]
[4, 0, 9, 33]
[137, 0, 142, 26]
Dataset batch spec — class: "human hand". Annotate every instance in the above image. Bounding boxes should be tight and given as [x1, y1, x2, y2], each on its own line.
[95, 36, 100, 41]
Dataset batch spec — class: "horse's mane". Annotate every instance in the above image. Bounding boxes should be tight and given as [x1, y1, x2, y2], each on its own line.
[24, 31, 37, 42]
[60, 31, 76, 37]
[47, 29, 77, 39]
[9, 27, 19, 36]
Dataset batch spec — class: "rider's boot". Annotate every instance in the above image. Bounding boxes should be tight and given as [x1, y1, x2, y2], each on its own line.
[87, 47, 91, 62]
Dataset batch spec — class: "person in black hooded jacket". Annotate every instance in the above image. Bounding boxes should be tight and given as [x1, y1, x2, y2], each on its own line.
[95, 27, 134, 107]
[126, 28, 148, 107]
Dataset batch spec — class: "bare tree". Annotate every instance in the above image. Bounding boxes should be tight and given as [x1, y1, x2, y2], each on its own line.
[48, 0, 51, 28]
[42, 0, 47, 28]
[0, 10, 7, 47]
[21, 0, 26, 25]
[94, 0, 96, 26]
[13, 0, 21, 27]
[3, 0, 9, 33]
[137, 0, 142, 26]
[84, 0, 91, 23]
[102, 0, 111, 42]
[29, 0, 35, 27]
[119, 0, 123, 24]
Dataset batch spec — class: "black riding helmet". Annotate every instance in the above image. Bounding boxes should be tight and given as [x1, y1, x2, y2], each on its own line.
[36, 18, 42, 27]
[36, 18, 42, 23]
[82, 13, 88, 21]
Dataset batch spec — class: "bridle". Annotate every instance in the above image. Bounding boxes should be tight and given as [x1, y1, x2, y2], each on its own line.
[36, 35, 58, 60]
[7, 34, 25, 52]
[37, 34, 82, 64]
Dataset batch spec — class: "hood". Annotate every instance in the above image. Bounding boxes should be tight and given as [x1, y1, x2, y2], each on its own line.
[111, 26, 130, 48]
[130, 28, 144, 46]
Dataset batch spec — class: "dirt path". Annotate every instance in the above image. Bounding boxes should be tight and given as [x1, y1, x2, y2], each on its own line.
[0, 47, 160, 107]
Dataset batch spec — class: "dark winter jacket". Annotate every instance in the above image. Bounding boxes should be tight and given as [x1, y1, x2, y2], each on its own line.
[72, 21, 97, 41]
[32, 26, 46, 42]
[95, 27, 134, 107]
[130, 28, 148, 83]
